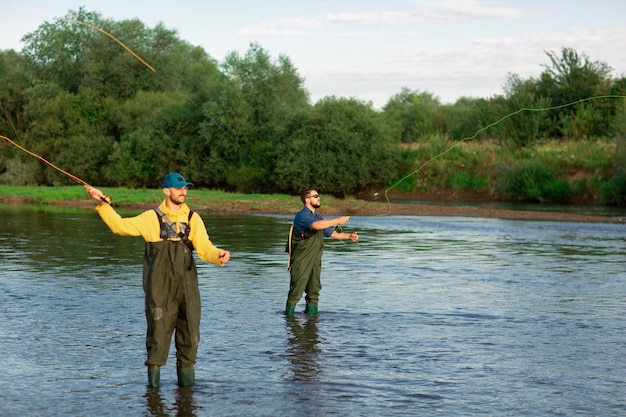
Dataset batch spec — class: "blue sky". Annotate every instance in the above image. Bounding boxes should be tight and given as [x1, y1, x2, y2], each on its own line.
[1, 0, 625, 108]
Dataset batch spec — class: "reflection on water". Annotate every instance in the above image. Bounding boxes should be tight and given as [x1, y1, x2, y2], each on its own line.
[145, 388, 197, 417]
[285, 315, 321, 381]
[0, 206, 625, 416]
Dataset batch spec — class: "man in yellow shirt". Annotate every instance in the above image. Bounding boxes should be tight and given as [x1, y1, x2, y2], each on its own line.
[86, 173, 230, 390]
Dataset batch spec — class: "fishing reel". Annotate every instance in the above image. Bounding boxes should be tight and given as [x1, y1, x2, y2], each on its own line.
[100, 194, 112, 205]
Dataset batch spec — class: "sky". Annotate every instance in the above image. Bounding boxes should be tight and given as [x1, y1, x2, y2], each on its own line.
[1, 0, 625, 109]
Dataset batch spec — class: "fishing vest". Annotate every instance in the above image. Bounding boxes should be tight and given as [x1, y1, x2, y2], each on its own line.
[153, 208, 194, 251]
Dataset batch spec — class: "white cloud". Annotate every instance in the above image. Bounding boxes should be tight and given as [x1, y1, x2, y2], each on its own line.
[300, 22, 626, 107]
[327, 1, 524, 26]
[239, 0, 524, 37]
[240, 18, 323, 36]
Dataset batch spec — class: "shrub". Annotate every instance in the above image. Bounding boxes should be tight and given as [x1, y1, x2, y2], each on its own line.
[0, 158, 40, 185]
[446, 171, 489, 192]
[601, 174, 626, 206]
[497, 159, 572, 203]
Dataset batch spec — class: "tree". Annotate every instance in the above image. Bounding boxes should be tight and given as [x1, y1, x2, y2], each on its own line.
[276, 97, 397, 196]
[441, 96, 502, 142]
[22, 8, 216, 100]
[17, 8, 222, 187]
[382, 88, 442, 143]
[537, 47, 613, 137]
[499, 73, 550, 146]
[0, 50, 30, 138]
[199, 43, 310, 192]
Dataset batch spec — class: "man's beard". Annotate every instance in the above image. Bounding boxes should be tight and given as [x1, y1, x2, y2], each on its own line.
[311, 202, 321, 209]
[169, 195, 185, 205]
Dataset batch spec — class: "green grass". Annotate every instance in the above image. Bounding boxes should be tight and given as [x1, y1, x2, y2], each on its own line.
[392, 136, 620, 201]
[0, 185, 283, 201]
[0, 185, 301, 211]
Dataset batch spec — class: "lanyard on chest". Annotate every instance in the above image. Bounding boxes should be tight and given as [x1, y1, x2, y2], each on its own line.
[154, 208, 194, 250]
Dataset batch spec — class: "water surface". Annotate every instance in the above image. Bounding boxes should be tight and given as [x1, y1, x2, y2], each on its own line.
[1, 206, 624, 416]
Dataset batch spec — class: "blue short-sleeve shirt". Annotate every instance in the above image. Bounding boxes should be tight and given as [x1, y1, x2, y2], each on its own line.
[294, 207, 334, 238]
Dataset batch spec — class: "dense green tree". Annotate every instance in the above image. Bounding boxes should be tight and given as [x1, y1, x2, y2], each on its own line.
[22, 8, 217, 98]
[106, 87, 218, 188]
[19, 82, 76, 184]
[498, 73, 551, 146]
[18, 8, 221, 187]
[537, 47, 613, 137]
[441, 96, 502, 142]
[199, 43, 310, 192]
[603, 101, 626, 206]
[0, 50, 30, 138]
[540, 47, 612, 103]
[382, 88, 441, 143]
[276, 97, 397, 196]
[197, 73, 253, 189]
[9, 82, 113, 185]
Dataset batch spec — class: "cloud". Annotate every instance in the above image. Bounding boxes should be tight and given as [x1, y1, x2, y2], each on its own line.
[327, 1, 524, 26]
[301, 23, 626, 107]
[240, 18, 323, 36]
[240, 1, 524, 36]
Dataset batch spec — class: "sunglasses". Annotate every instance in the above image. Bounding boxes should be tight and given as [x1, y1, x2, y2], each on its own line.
[308, 194, 320, 199]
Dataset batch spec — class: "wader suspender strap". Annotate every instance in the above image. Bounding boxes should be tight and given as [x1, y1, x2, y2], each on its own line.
[154, 208, 195, 250]
[286, 224, 294, 270]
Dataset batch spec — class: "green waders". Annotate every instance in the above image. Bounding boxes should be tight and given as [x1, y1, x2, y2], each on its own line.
[286, 230, 324, 314]
[143, 240, 200, 388]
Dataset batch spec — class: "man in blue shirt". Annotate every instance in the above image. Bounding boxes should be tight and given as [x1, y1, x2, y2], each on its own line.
[285, 188, 359, 315]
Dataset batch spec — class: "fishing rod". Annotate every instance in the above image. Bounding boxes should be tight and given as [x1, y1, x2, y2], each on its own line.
[0, 134, 112, 204]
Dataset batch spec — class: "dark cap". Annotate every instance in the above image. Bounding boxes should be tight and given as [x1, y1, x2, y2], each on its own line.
[162, 172, 193, 188]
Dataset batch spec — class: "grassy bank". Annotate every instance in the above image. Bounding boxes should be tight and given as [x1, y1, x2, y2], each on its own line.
[395, 136, 623, 205]
[2, 184, 624, 223]
[0, 185, 302, 213]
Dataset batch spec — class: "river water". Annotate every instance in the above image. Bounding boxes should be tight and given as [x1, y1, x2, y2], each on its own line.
[0, 205, 624, 416]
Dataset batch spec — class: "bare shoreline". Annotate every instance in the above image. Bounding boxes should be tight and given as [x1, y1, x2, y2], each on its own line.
[2, 195, 623, 223]
[286, 199, 625, 224]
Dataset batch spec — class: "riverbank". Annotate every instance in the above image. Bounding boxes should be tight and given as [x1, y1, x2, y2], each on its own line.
[1, 192, 623, 223]
[271, 198, 624, 223]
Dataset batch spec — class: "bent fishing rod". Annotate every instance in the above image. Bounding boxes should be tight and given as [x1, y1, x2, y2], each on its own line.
[0, 134, 112, 205]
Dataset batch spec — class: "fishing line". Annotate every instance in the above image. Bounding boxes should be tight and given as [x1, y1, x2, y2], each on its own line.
[353, 94, 626, 222]
[0, 134, 112, 204]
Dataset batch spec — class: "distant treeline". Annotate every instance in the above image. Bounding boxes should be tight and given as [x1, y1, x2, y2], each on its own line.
[1, 8, 625, 205]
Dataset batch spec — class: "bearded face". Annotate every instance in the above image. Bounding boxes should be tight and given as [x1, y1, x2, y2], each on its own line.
[164, 187, 188, 206]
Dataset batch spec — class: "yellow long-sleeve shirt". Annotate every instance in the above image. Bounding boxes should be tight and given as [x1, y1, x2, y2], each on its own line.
[96, 200, 225, 266]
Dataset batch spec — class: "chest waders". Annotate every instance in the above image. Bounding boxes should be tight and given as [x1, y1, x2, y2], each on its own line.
[144, 209, 198, 388]
[286, 228, 324, 315]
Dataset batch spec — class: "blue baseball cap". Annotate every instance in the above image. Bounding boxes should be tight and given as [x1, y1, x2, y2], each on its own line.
[162, 172, 194, 188]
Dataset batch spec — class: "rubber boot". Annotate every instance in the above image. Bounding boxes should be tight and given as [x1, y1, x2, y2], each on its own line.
[148, 365, 160, 390]
[305, 305, 318, 314]
[285, 302, 296, 316]
[177, 366, 195, 387]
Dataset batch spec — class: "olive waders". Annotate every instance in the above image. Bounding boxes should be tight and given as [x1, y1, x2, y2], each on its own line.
[286, 228, 324, 315]
[143, 239, 200, 388]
